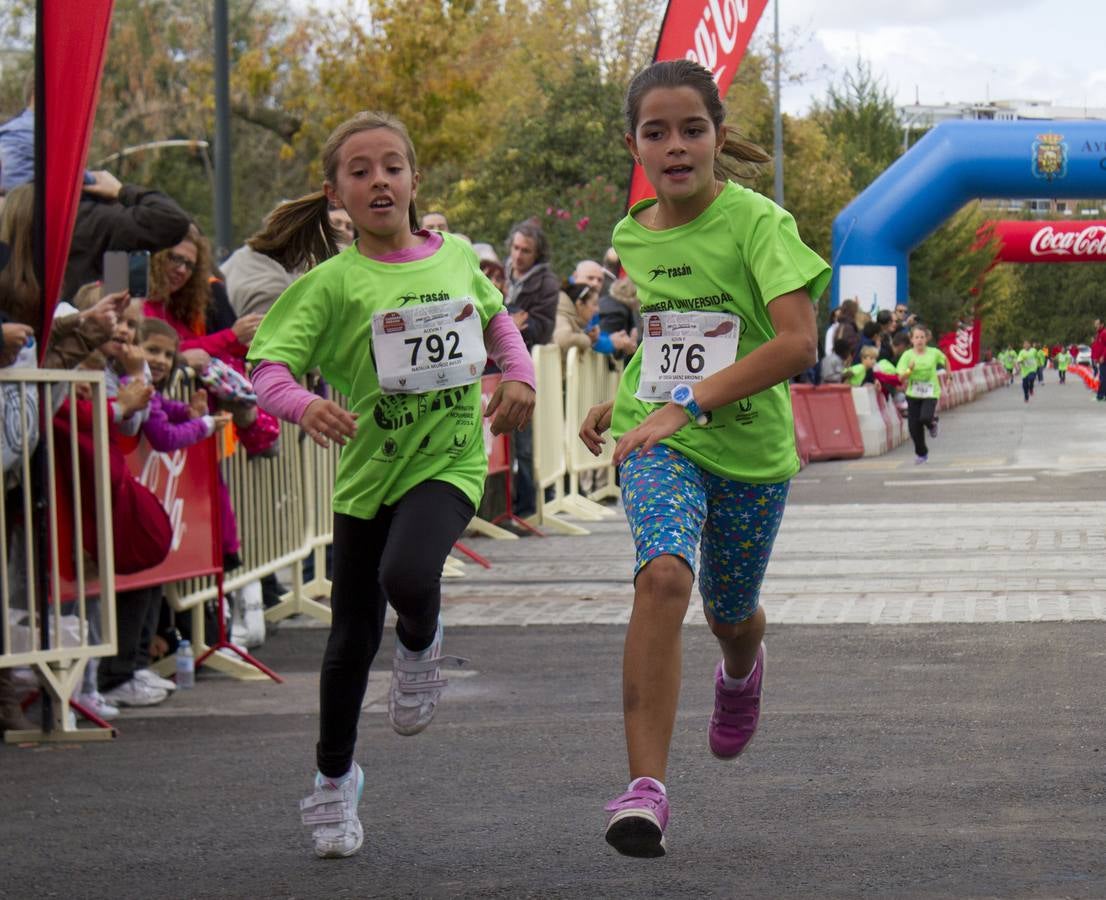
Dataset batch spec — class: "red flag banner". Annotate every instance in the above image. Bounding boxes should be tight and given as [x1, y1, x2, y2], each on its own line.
[39, 0, 115, 346]
[987, 220, 1106, 264]
[938, 319, 982, 371]
[627, 0, 770, 209]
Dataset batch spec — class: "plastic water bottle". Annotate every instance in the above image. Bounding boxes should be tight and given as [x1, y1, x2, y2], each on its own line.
[176, 640, 195, 689]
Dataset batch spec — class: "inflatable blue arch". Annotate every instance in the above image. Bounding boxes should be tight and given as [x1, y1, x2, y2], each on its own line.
[830, 119, 1106, 308]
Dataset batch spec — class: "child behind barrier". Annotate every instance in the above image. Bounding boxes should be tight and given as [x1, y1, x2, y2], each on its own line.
[820, 336, 852, 384]
[843, 345, 878, 386]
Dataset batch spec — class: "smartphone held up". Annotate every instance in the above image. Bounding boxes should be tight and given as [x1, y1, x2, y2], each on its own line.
[101, 249, 150, 298]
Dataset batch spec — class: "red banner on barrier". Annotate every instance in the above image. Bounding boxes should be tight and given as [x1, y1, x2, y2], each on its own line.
[937, 318, 982, 371]
[58, 437, 222, 601]
[627, 0, 769, 209]
[987, 220, 1106, 263]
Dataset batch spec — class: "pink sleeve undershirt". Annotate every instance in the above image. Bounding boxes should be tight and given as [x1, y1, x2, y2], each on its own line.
[252, 232, 535, 425]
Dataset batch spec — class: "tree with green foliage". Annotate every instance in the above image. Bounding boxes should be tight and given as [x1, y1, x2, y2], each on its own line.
[810, 58, 903, 195]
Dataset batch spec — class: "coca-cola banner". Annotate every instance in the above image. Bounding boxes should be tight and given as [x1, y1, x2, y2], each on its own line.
[938, 318, 982, 371]
[627, 0, 769, 209]
[989, 220, 1106, 263]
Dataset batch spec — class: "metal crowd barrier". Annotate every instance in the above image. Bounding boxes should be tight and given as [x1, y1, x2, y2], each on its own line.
[0, 369, 116, 743]
[159, 347, 624, 676]
[560, 347, 621, 519]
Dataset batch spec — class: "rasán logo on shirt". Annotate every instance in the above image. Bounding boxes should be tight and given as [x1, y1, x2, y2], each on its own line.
[397, 290, 452, 306]
[647, 264, 693, 282]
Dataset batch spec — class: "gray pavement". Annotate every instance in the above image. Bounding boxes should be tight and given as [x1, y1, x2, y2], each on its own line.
[3, 373, 1106, 898]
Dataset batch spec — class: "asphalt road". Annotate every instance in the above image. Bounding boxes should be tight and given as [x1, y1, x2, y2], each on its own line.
[2, 373, 1105, 899]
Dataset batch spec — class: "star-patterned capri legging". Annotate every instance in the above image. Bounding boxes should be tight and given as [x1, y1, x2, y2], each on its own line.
[619, 444, 790, 624]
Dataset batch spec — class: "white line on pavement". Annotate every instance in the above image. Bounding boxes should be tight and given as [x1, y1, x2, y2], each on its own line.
[882, 476, 1037, 486]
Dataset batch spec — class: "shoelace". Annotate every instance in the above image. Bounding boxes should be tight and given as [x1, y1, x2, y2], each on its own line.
[394, 653, 468, 694]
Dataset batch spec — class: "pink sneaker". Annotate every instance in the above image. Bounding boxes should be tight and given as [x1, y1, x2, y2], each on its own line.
[603, 778, 669, 857]
[708, 644, 765, 760]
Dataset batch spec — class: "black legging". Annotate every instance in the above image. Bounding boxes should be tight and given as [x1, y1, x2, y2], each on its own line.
[317, 480, 475, 778]
[1022, 372, 1036, 401]
[906, 397, 938, 457]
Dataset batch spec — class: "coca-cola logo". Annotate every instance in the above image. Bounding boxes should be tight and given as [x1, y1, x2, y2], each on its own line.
[948, 324, 976, 366]
[1028, 225, 1106, 258]
[685, 0, 748, 82]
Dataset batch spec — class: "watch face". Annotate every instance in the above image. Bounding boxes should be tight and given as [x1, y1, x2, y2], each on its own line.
[672, 385, 690, 404]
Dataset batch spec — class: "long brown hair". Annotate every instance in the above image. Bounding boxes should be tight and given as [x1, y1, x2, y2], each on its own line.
[624, 59, 770, 182]
[0, 184, 39, 330]
[256, 111, 420, 271]
[149, 223, 213, 334]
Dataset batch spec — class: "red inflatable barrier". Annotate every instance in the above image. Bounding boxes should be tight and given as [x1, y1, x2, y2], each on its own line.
[789, 384, 865, 461]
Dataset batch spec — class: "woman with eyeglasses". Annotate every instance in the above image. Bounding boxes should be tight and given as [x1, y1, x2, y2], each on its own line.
[143, 223, 263, 374]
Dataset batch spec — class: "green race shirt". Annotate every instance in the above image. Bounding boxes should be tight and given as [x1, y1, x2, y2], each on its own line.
[611, 181, 831, 483]
[896, 346, 949, 398]
[1056, 351, 1071, 370]
[843, 363, 867, 386]
[1017, 348, 1039, 373]
[875, 359, 898, 376]
[247, 236, 505, 519]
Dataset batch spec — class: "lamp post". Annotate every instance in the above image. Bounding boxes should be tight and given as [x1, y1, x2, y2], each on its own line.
[772, 0, 783, 207]
[213, 0, 232, 261]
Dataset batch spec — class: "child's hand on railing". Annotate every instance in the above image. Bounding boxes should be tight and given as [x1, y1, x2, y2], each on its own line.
[189, 388, 209, 419]
[117, 379, 153, 417]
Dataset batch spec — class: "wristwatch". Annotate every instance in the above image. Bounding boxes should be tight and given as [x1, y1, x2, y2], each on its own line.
[670, 384, 709, 425]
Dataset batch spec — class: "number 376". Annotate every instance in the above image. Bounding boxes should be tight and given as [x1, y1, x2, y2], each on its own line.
[660, 342, 705, 374]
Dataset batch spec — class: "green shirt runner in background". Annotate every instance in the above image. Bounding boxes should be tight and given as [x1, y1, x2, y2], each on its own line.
[896, 346, 949, 399]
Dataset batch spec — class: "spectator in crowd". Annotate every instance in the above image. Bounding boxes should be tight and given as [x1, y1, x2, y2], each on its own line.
[603, 246, 620, 276]
[843, 345, 878, 386]
[504, 219, 559, 518]
[420, 211, 448, 232]
[820, 337, 852, 383]
[504, 220, 558, 347]
[144, 223, 262, 373]
[875, 310, 896, 363]
[61, 169, 191, 301]
[1091, 318, 1106, 398]
[0, 75, 34, 194]
[472, 242, 506, 295]
[144, 224, 274, 570]
[329, 207, 355, 249]
[555, 272, 635, 359]
[835, 298, 860, 360]
[223, 205, 311, 318]
[0, 238, 38, 736]
[599, 276, 642, 361]
[0, 184, 119, 362]
[823, 304, 842, 359]
[858, 319, 881, 358]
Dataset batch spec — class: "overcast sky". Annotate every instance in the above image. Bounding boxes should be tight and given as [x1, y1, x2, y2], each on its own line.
[774, 0, 1106, 115]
